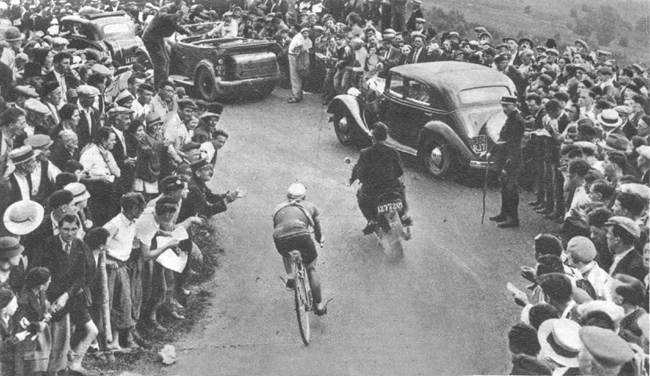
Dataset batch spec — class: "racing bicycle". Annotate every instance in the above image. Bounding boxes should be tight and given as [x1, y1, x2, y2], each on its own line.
[289, 250, 313, 345]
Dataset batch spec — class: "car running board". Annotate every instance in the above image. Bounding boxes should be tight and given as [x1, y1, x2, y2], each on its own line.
[385, 136, 418, 156]
[169, 75, 193, 86]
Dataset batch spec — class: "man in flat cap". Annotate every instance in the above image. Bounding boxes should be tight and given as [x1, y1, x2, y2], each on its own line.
[490, 96, 525, 228]
[604, 216, 646, 282]
[578, 326, 636, 376]
[141, 4, 189, 89]
[76, 85, 102, 151]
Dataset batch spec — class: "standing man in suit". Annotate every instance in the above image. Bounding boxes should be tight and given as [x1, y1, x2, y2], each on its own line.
[5, 146, 40, 204]
[490, 96, 525, 228]
[44, 52, 78, 107]
[605, 217, 647, 282]
[39, 81, 63, 131]
[107, 107, 136, 195]
[405, 0, 423, 31]
[376, 29, 402, 78]
[76, 85, 101, 151]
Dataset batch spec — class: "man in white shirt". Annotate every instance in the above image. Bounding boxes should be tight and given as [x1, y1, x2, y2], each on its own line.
[150, 80, 177, 124]
[132, 83, 154, 119]
[102, 192, 146, 351]
[564, 236, 611, 300]
[287, 28, 311, 103]
[164, 98, 196, 165]
[206, 11, 238, 38]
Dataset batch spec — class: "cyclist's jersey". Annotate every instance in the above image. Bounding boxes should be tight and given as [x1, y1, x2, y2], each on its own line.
[272, 200, 320, 240]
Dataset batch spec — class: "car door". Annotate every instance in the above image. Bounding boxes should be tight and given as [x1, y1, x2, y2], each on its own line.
[383, 74, 435, 147]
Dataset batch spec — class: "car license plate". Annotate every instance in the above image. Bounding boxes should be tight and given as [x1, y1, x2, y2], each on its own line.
[377, 202, 403, 214]
[470, 135, 487, 153]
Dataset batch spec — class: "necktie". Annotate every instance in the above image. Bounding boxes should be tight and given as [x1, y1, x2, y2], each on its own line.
[65, 242, 71, 254]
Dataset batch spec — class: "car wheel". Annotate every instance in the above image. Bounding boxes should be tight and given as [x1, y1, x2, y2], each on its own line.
[256, 83, 275, 98]
[196, 67, 219, 101]
[332, 111, 357, 146]
[423, 139, 453, 179]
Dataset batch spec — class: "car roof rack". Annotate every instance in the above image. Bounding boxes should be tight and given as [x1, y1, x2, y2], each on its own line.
[84, 11, 126, 20]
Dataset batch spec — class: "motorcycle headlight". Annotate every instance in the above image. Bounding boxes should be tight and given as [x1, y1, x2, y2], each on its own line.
[347, 88, 361, 97]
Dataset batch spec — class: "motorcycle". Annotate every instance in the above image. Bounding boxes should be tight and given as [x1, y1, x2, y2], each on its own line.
[345, 157, 411, 261]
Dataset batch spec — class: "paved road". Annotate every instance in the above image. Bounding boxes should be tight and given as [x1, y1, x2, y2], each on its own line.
[165, 89, 558, 376]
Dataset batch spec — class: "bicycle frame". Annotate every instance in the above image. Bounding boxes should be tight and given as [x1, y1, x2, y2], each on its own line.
[289, 250, 313, 345]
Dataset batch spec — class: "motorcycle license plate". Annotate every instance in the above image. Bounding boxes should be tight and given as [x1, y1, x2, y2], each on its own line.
[377, 202, 403, 214]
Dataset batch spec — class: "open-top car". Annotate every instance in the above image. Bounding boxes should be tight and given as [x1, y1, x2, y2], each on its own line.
[60, 11, 150, 67]
[168, 35, 281, 101]
[327, 61, 517, 178]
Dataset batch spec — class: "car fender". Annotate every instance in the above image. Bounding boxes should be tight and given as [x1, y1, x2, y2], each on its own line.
[193, 60, 216, 81]
[327, 95, 370, 135]
[419, 121, 474, 162]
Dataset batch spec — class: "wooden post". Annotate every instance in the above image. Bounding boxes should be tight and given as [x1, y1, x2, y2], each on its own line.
[98, 250, 112, 344]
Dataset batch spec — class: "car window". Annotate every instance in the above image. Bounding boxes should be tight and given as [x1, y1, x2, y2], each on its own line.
[459, 86, 511, 105]
[404, 80, 430, 105]
[103, 23, 134, 38]
[388, 73, 406, 98]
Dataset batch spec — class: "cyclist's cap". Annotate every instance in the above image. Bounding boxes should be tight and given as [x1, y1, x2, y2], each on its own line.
[287, 183, 306, 199]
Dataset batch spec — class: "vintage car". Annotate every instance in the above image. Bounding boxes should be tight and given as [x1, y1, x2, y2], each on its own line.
[168, 35, 281, 101]
[59, 11, 150, 67]
[327, 61, 517, 178]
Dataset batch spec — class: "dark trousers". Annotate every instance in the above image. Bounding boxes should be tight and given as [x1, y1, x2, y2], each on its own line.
[144, 38, 169, 90]
[500, 182, 520, 220]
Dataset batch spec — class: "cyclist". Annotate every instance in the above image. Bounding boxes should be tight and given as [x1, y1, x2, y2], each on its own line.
[349, 122, 411, 234]
[272, 183, 327, 316]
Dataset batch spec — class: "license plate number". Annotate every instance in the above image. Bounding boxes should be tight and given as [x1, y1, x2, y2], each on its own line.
[125, 56, 137, 64]
[377, 202, 403, 213]
[470, 135, 487, 153]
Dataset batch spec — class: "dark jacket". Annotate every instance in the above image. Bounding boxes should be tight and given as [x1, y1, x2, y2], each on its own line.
[611, 249, 647, 283]
[142, 12, 188, 41]
[36, 235, 85, 307]
[495, 110, 525, 173]
[178, 176, 228, 222]
[49, 139, 76, 171]
[76, 106, 101, 150]
[405, 8, 423, 31]
[350, 141, 404, 190]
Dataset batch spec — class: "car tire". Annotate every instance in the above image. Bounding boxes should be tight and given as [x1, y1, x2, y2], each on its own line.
[255, 83, 275, 98]
[422, 138, 454, 179]
[196, 67, 220, 101]
[332, 111, 358, 146]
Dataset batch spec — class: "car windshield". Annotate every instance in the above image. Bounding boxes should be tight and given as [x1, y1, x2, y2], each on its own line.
[459, 86, 511, 105]
[102, 23, 134, 38]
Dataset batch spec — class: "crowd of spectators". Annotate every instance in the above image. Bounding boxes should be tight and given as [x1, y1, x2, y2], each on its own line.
[0, 0, 648, 374]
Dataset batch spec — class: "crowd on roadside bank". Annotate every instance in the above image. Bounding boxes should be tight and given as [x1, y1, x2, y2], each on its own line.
[0, 0, 648, 374]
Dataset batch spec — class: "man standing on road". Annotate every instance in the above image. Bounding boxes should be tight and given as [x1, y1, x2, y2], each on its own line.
[141, 5, 189, 89]
[490, 96, 525, 228]
[272, 183, 327, 316]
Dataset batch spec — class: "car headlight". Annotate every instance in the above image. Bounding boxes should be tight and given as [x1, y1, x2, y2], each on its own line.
[347, 88, 361, 97]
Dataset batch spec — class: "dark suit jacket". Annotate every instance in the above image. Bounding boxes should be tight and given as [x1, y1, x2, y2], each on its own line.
[76, 107, 101, 150]
[43, 70, 79, 92]
[350, 142, 404, 189]
[49, 139, 76, 171]
[37, 235, 85, 305]
[178, 176, 228, 222]
[611, 249, 647, 282]
[407, 47, 430, 64]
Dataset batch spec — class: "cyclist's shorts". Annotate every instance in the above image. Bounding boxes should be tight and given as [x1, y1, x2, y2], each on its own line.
[274, 234, 318, 266]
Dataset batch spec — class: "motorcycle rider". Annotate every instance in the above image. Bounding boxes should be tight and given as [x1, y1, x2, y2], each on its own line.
[349, 122, 411, 234]
[272, 183, 327, 316]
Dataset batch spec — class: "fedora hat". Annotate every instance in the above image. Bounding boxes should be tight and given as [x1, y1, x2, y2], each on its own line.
[599, 133, 629, 152]
[3, 200, 44, 235]
[597, 109, 623, 128]
[0, 237, 25, 259]
[538, 319, 580, 368]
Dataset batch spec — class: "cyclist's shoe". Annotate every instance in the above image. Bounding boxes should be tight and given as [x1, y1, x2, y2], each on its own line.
[314, 304, 327, 316]
[362, 221, 378, 235]
[285, 278, 295, 290]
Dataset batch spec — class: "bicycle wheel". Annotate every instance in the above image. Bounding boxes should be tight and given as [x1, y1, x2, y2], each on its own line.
[294, 269, 311, 345]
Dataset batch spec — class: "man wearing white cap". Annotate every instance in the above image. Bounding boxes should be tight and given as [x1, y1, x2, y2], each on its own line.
[272, 183, 327, 316]
[24, 134, 61, 204]
[564, 236, 611, 299]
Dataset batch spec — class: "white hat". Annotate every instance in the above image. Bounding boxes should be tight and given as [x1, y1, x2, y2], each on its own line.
[577, 301, 625, 325]
[537, 319, 581, 368]
[3, 200, 44, 235]
[64, 182, 91, 204]
[597, 109, 623, 128]
[287, 183, 306, 198]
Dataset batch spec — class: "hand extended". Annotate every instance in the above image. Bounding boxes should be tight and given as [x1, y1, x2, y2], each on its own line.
[165, 238, 180, 249]
[105, 260, 119, 270]
[520, 266, 536, 282]
[52, 293, 69, 312]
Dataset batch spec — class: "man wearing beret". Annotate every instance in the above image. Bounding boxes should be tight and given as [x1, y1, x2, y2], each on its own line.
[490, 96, 525, 228]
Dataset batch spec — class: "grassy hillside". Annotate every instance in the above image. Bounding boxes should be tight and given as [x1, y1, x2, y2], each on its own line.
[422, 0, 650, 65]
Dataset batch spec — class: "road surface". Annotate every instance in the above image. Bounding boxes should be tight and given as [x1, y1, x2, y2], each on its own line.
[164, 89, 558, 375]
